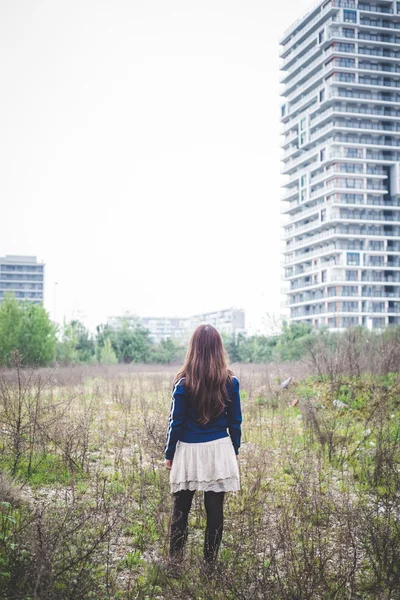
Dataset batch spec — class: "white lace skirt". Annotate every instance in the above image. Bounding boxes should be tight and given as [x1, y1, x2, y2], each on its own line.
[170, 436, 240, 493]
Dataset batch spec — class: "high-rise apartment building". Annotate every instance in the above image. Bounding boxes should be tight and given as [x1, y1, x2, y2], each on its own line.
[0, 255, 44, 304]
[281, 0, 400, 330]
[107, 308, 246, 344]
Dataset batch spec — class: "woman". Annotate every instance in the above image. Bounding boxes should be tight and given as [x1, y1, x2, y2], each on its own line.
[163, 324, 242, 574]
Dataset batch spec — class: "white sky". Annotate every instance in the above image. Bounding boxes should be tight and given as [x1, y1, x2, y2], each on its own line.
[1, 0, 314, 333]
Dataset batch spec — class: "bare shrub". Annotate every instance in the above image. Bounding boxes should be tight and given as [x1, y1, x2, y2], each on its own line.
[0, 472, 23, 507]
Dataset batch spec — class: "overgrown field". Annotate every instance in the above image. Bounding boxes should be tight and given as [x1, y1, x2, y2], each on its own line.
[0, 358, 399, 599]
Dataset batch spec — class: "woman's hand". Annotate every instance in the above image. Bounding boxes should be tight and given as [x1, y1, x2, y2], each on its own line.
[164, 459, 173, 470]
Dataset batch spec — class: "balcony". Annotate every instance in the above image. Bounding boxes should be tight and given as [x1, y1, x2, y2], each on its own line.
[280, 2, 340, 58]
[308, 183, 387, 204]
[282, 130, 299, 149]
[282, 50, 328, 88]
[310, 121, 400, 146]
[358, 62, 400, 74]
[285, 60, 337, 104]
[285, 89, 319, 120]
[333, 196, 400, 208]
[281, 35, 319, 70]
[333, 133, 400, 149]
[362, 289, 400, 297]
[362, 274, 400, 283]
[288, 227, 400, 252]
[358, 77, 400, 90]
[282, 138, 369, 175]
[286, 211, 400, 241]
[286, 204, 323, 224]
[285, 245, 340, 265]
[281, 187, 300, 202]
[359, 18, 400, 32]
[336, 212, 400, 223]
[282, 143, 321, 174]
[358, 4, 393, 15]
[358, 46, 400, 60]
[330, 89, 400, 106]
[309, 104, 400, 131]
[358, 32, 400, 44]
[286, 193, 400, 225]
[286, 261, 341, 280]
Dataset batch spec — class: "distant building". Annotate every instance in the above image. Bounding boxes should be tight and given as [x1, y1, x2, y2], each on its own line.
[107, 308, 246, 344]
[107, 315, 140, 331]
[187, 308, 246, 338]
[140, 317, 189, 343]
[0, 255, 44, 304]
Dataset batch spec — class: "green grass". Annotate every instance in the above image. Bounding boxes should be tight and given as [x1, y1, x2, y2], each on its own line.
[0, 453, 85, 486]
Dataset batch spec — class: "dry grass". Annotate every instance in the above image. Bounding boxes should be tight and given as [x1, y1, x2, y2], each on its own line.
[0, 359, 399, 599]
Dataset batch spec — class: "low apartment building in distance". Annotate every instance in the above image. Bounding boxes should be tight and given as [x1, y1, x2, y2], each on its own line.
[0, 255, 44, 304]
[139, 317, 188, 343]
[281, 0, 400, 330]
[107, 308, 246, 344]
[186, 308, 246, 338]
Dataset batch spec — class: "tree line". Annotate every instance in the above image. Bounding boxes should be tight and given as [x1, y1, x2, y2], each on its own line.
[1, 294, 399, 368]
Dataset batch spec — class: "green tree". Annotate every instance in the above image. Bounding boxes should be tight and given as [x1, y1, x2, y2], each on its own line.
[95, 323, 111, 363]
[275, 321, 313, 361]
[99, 337, 118, 364]
[152, 338, 185, 364]
[222, 332, 278, 364]
[56, 320, 96, 364]
[96, 319, 153, 364]
[112, 324, 153, 363]
[221, 333, 243, 363]
[239, 335, 277, 363]
[0, 294, 57, 366]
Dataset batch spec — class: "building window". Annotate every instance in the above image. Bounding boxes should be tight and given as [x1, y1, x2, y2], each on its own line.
[343, 28, 355, 39]
[320, 148, 326, 161]
[342, 301, 358, 312]
[369, 240, 384, 251]
[300, 118, 306, 131]
[346, 270, 359, 281]
[301, 189, 306, 202]
[319, 29, 325, 44]
[319, 89, 325, 102]
[321, 270, 327, 283]
[337, 42, 355, 53]
[373, 318, 385, 329]
[321, 209, 326, 222]
[347, 253, 361, 267]
[344, 10, 357, 23]
[300, 132, 306, 145]
[281, 104, 286, 117]
[347, 148, 361, 158]
[337, 73, 355, 83]
[301, 174, 307, 187]
[372, 302, 385, 313]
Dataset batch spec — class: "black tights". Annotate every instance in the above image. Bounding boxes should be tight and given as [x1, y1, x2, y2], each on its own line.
[169, 489, 225, 563]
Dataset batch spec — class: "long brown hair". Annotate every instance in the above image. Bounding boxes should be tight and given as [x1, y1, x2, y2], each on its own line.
[175, 324, 233, 424]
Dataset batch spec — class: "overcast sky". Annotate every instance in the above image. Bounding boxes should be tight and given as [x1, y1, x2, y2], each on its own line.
[1, 0, 314, 333]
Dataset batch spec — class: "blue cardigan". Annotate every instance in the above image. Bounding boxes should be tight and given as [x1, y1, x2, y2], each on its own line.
[164, 376, 242, 460]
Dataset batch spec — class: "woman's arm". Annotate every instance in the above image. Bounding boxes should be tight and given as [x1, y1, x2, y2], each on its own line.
[164, 378, 187, 461]
[227, 376, 242, 455]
